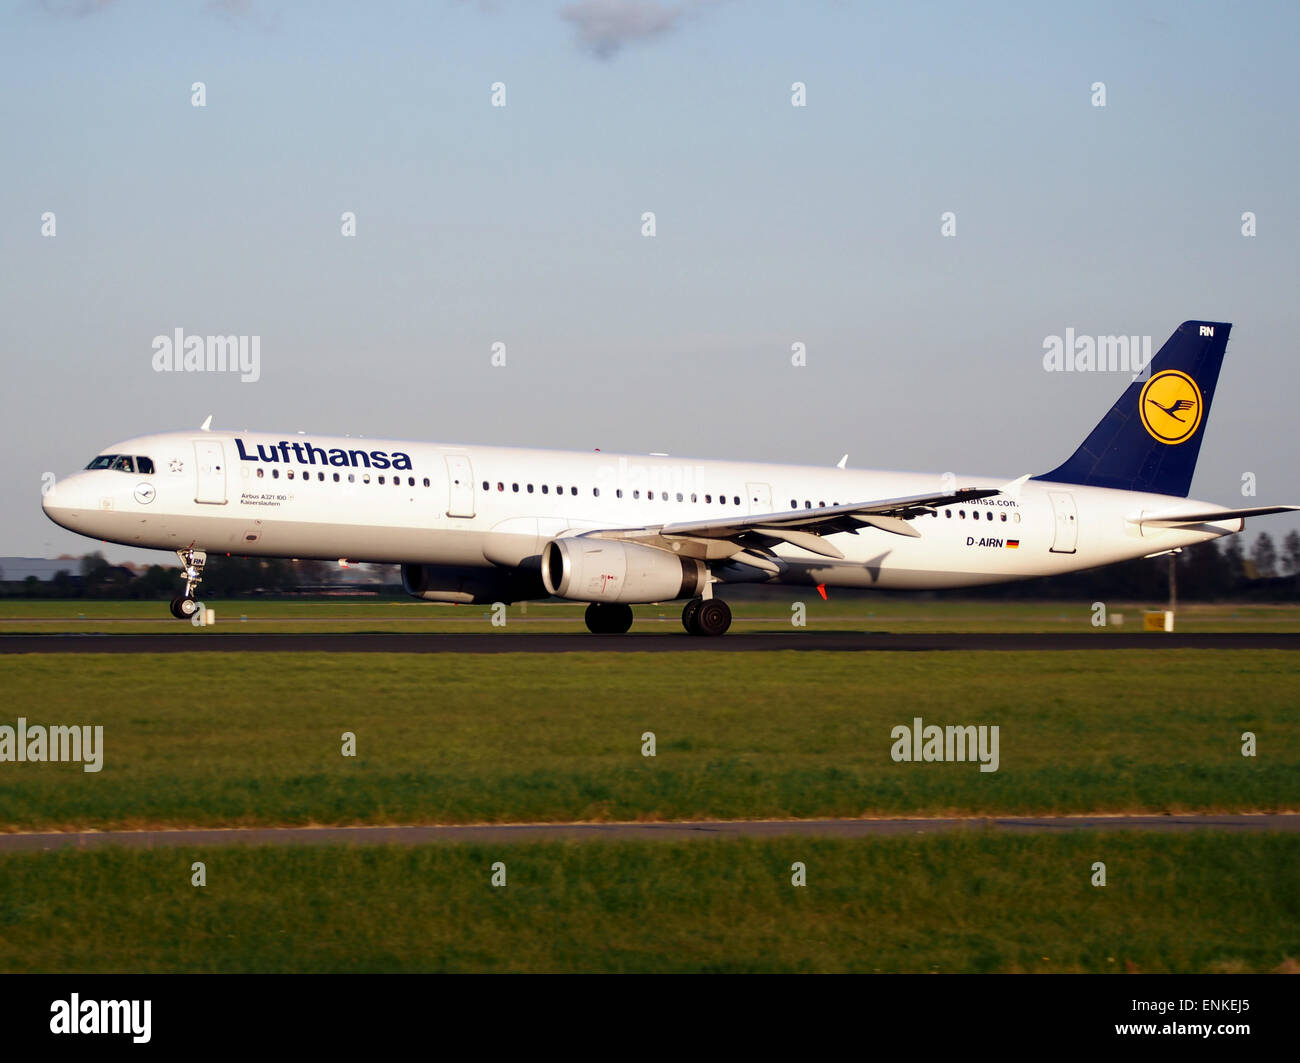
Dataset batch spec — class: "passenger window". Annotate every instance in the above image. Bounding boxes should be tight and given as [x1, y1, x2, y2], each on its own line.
[945, 509, 951, 518]
[334, 473, 341, 482]
[482, 481, 489, 490]
[705, 494, 711, 503]
[790, 499, 797, 508]
[818, 500, 824, 508]
[1000, 513, 1007, 521]
[379, 476, 386, 485]
[986, 511, 993, 521]
[363, 474, 371, 484]
[257, 468, 265, 479]
[616, 489, 623, 499]
[691, 493, 697, 503]
[288, 470, 295, 480]
[542, 485, 549, 494]
[633, 490, 640, 499]
[676, 492, 683, 502]
[512, 483, 519, 492]
[594, 488, 600, 497]
[497, 482, 504, 492]
[527, 484, 533, 493]
[572, 487, 578, 496]
[423, 478, 430, 487]
[272, 469, 280, 479]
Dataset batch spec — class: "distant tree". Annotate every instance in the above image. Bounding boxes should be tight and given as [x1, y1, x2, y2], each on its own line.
[80, 551, 109, 579]
[1282, 530, 1300, 576]
[1221, 535, 1245, 585]
[51, 569, 75, 597]
[1251, 532, 1278, 579]
[23, 575, 39, 598]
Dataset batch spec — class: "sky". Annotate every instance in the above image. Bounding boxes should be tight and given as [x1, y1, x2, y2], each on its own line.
[3, 0, 1298, 562]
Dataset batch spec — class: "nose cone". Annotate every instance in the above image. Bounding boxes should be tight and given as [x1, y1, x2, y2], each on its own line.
[42, 476, 84, 532]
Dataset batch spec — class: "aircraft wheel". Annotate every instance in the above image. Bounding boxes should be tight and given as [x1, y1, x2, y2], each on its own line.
[585, 602, 633, 634]
[692, 599, 731, 637]
[177, 597, 199, 620]
[681, 598, 703, 633]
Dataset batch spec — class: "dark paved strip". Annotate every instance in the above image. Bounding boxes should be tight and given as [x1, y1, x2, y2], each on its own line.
[2, 815, 1296, 852]
[0, 631, 1298, 653]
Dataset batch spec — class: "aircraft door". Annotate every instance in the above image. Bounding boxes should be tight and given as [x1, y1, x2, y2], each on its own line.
[746, 481, 773, 516]
[1048, 491, 1078, 553]
[445, 455, 475, 518]
[193, 440, 227, 505]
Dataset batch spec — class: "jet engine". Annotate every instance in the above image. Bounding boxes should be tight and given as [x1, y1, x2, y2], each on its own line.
[541, 538, 706, 603]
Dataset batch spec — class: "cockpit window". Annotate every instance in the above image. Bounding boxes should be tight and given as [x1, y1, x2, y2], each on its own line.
[85, 454, 154, 473]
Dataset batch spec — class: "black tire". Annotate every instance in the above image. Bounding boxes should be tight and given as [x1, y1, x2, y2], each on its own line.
[693, 599, 731, 637]
[169, 598, 184, 619]
[681, 598, 703, 633]
[178, 597, 198, 619]
[585, 602, 633, 634]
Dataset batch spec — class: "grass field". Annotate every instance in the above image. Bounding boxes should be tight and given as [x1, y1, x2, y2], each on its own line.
[0, 833, 1295, 972]
[1, 649, 1295, 830]
[2, 597, 1299, 633]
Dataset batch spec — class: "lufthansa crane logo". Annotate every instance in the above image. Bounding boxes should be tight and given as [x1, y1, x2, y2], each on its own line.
[1139, 369, 1203, 444]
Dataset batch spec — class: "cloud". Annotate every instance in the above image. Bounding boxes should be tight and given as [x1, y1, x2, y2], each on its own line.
[560, 0, 715, 60]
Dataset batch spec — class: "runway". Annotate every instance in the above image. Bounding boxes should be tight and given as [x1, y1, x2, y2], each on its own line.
[2, 814, 1295, 852]
[1, 631, 1297, 653]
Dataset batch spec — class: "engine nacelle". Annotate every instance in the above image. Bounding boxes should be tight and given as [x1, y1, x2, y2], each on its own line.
[401, 563, 545, 604]
[541, 538, 707, 603]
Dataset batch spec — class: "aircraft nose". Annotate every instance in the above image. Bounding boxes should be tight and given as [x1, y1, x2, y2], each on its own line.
[42, 475, 83, 530]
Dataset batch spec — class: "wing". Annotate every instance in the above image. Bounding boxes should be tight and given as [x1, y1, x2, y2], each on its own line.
[577, 486, 1001, 562]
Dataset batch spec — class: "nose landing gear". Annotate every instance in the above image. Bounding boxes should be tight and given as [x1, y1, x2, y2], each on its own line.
[169, 547, 207, 620]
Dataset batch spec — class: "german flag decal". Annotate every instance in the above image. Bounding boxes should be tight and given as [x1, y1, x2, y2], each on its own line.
[1006, 540, 1020, 549]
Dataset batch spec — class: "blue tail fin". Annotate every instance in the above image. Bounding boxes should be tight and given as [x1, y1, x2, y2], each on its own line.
[1033, 320, 1230, 497]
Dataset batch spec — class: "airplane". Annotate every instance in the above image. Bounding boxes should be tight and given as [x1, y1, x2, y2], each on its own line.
[41, 320, 1297, 636]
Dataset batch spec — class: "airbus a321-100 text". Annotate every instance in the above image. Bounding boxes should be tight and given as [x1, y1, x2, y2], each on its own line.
[42, 321, 1298, 635]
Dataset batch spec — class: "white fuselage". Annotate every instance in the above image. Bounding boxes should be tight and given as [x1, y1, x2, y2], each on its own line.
[42, 430, 1242, 597]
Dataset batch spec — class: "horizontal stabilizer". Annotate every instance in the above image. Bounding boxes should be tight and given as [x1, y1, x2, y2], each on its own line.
[1139, 504, 1300, 528]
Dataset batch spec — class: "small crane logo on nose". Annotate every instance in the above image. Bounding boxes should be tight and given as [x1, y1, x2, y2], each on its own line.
[134, 483, 156, 504]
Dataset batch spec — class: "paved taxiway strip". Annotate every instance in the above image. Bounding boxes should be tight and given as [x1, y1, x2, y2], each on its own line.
[1, 632, 1298, 653]
[2, 815, 1296, 851]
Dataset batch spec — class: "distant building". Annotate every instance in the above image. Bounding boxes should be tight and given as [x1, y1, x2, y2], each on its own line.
[0, 557, 79, 582]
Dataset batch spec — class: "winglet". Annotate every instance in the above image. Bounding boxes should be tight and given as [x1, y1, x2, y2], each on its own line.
[199, 415, 213, 432]
[836, 455, 848, 469]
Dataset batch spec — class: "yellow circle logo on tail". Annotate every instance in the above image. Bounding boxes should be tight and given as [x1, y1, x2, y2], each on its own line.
[1139, 370, 1203, 444]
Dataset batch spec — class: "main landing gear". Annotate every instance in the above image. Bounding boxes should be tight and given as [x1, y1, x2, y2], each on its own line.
[585, 602, 634, 634]
[581, 597, 733, 636]
[682, 597, 731, 637]
[169, 547, 207, 620]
